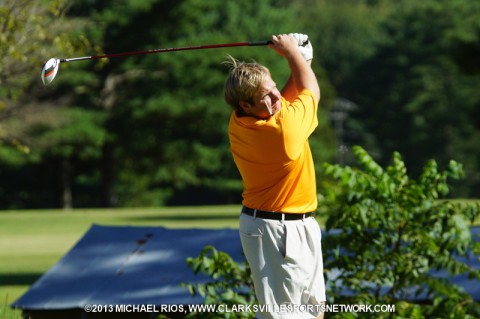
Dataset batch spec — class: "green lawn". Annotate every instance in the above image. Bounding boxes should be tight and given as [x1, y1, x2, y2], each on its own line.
[0, 205, 244, 319]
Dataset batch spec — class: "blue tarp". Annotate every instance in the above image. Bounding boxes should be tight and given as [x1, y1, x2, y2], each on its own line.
[12, 225, 245, 310]
[11, 225, 480, 311]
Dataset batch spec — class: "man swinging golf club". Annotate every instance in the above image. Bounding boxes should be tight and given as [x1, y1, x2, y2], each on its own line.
[225, 33, 325, 319]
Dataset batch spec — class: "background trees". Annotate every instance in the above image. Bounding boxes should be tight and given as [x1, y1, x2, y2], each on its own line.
[336, 0, 480, 197]
[0, 0, 102, 208]
[0, 0, 478, 209]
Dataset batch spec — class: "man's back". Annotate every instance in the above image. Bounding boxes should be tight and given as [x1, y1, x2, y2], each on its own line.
[229, 89, 318, 213]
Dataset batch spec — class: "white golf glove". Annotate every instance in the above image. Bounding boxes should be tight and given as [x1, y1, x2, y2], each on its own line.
[289, 33, 313, 61]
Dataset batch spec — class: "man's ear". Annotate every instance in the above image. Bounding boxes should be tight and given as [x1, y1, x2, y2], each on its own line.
[239, 100, 253, 114]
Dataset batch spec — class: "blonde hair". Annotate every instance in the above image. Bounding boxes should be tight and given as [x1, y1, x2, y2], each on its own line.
[223, 55, 270, 115]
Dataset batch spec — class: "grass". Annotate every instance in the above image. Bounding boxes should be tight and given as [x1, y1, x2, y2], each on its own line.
[0, 205, 244, 319]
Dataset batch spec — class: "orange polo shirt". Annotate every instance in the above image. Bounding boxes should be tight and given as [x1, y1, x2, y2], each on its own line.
[228, 89, 318, 213]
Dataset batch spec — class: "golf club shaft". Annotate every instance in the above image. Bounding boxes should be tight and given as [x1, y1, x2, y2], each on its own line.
[61, 41, 273, 63]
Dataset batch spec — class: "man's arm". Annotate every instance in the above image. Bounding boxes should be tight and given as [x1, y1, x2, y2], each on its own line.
[280, 60, 313, 102]
[271, 34, 320, 103]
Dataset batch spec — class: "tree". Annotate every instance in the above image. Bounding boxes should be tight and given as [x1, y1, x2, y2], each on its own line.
[295, 0, 392, 95]
[342, 0, 480, 197]
[0, 0, 100, 209]
[0, 0, 90, 145]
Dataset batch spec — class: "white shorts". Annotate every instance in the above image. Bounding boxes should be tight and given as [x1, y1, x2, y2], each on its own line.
[239, 213, 326, 319]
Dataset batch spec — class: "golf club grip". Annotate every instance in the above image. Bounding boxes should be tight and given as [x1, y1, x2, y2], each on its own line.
[249, 39, 309, 47]
[248, 40, 273, 46]
[248, 40, 309, 46]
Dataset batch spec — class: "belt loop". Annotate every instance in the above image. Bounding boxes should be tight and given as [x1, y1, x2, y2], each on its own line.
[302, 213, 306, 221]
[281, 213, 285, 222]
[253, 209, 257, 219]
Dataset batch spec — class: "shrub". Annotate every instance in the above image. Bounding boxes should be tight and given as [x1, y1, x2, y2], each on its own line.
[183, 246, 255, 319]
[321, 146, 480, 318]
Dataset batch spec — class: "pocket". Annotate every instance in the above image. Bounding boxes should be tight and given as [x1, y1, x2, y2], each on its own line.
[239, 214, 265, 268]
[240, 230, 263, 269]
[284, 222, 303, 264]
[239, 213, 263, 237]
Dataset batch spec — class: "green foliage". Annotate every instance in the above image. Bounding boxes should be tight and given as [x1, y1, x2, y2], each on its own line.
[0, 0, 92, 120]
[0, 0, 100, 208]
[297, 0, 391, 90]
[21, 107, 106, 159]
[1, 0, 479, 208]
[184, 246, 255, 319]
[321, 146, 480, 318]
[342, 0, 480, 197]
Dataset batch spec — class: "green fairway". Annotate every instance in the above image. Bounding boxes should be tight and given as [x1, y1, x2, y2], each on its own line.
[0, 205, 243, 319]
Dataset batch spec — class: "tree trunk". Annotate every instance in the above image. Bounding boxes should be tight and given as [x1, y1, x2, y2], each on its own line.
[100, 142, 117, 207]
[59, 157, 72, 210]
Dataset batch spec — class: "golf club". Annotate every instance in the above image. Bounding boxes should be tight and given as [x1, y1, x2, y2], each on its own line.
[40, 40, 274, 85]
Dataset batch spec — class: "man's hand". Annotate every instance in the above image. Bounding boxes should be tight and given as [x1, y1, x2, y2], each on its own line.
[269, 34, 302, 59]
[289, 33, 313, 61]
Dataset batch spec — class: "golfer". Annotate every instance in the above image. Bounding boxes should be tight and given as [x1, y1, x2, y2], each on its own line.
[224, 33, 325, 319]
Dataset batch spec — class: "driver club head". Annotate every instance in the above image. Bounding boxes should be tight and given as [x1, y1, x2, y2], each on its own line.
[41, 58, 60, 85]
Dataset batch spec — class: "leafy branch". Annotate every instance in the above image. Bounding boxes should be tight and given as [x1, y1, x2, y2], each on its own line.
[183, 246, 256, 319]
[321, 146, 480, 318]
